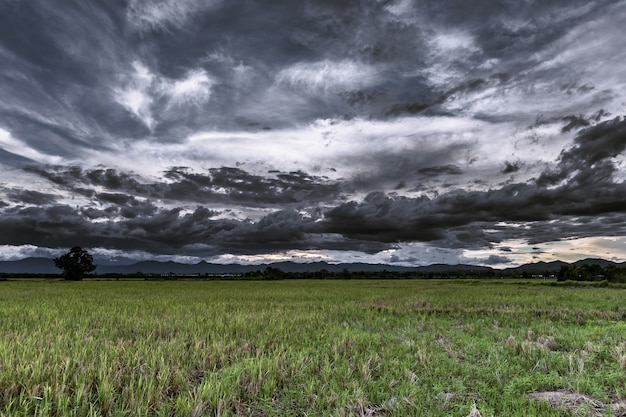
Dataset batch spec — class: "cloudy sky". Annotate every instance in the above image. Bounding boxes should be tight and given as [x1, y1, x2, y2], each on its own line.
[1, 0, 626, 268]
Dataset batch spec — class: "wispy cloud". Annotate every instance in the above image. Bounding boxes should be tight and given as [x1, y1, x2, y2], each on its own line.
[162, 69, 215, 107]
[276, 60, 380, 95]
[113, 62, 157, 129]
[0, 128, 61, 164]
[126, 0, 222, 32]
[112, 62, 216, 130]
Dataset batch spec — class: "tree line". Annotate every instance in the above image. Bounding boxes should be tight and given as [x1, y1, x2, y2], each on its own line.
[557, 263, 626, 283]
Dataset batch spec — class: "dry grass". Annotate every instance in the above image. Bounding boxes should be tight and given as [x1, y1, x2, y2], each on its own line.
[529, 390, 626, 417]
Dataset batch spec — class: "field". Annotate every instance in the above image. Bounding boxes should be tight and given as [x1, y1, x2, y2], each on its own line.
[1, 279, 626, 416]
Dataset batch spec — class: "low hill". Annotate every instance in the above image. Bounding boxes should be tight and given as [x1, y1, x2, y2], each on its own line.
[0, 257, 623, 276]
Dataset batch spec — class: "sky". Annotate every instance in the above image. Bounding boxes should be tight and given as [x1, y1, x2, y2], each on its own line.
[1, 0, 626, 268]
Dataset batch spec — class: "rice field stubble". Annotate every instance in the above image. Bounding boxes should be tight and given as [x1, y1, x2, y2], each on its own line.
[1, 279, 625, 416]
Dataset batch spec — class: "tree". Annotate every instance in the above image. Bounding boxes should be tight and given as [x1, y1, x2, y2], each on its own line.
[53, 247, 96, 280]
[262, 266, 285, 280]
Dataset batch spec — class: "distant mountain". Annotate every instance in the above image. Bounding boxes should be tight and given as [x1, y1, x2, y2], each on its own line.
[572, 258, 621, 268]
[0, 257, 60, 274]
[504, 258, 626, 274]
[413, 263, 493, 273]
[0, 257, 624, 275]
[92, 260, 497, 274]
[96, 260, 420, 275]
[505, 260, 569, 273]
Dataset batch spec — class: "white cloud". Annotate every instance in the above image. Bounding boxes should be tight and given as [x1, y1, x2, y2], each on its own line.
[211, 251, 334, 265]
[0, 245, 64, 261]
[530, 1, 626, 117]
[85, 114, 516, 193]
[376, 242, 466, 266]
[276, 60, 380, 94]
[432, 30, 476, 52]
[445, 2, 626, 124]
[421, 28, 480, 88]
[112, 61, 156, 129]
[127, 0, 222, 31]
[232, 62, 255, 89]
[541, 237, 626, 264]
[81, 104, 569, 202]
[161, 69, 215, 107]
[185, 116, 484, 176]
[385, 0, 415, 18]
[0, 127, 62, 164]
[90, 247, 204, 264]
[208, 244, 466, 267]
[115, 89, 155, 128]
[464, 236, 626, 268]
[112, 62, 216, 129]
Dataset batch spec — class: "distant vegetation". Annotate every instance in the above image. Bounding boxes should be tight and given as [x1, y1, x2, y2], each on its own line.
[1, 279, 626, 416]
[557, 263, 626, 282]
[0, 269, 506, 280]
[5, 262, 626, 282]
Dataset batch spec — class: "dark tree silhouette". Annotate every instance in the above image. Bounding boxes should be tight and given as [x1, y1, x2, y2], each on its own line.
[53, 247, 96, 280]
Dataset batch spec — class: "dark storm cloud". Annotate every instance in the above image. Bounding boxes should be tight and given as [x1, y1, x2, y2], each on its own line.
[383, 77, 504, 119]
[0, 1, 140, 154]
[322, 192, 446, 242]
[320, 185, 626, 250]
[520, 214, 626, 246]
[478, 255, 512, 265]
[6, 189, 59, 205]
[345, 141, 474, 192]
[97, 193, 136, 206]
[11, 116, 626, 255]
[94, 194, 161, 219]
[537, 116, 626, 187]
[417, 165, 464, 177]
[212, 209, 315, 251]
[501, 160, 522, 174]
[385, 102, 432, 117]
[23, 165, 147, 197]
[564, 116, 626, 167]
[85, 169, 147, 193]
[0, 203, 228, 253]
[422, 0, 608, 56]
[1, 0, 625, 263]
[560, 110, 611, 133]
[0, 201, 356, 255]
[0, 205, 95, 247]
[321, 118, 626, 248]
[164, 167, 339, 204]
[25, 165, 340, 206]
[561, 115, 591, 133]
[92, 203, 385, 256]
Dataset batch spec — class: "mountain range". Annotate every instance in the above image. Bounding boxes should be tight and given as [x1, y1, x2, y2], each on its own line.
[0, 257, 623, 275]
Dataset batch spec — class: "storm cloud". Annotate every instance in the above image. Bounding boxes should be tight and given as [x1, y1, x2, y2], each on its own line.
[1, 0, 626, 266]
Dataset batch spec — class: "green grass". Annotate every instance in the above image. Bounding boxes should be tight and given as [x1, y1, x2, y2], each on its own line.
[1, 279, 625, 416]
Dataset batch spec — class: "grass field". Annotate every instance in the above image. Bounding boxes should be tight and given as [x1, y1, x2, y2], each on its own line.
[1, 279, 626, 416]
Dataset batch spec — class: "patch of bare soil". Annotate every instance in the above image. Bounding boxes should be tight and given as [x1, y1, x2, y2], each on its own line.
[529, 390, 626, 416]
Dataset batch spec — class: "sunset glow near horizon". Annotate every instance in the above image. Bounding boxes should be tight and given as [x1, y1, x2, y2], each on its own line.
[1, 0, 626, 268]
